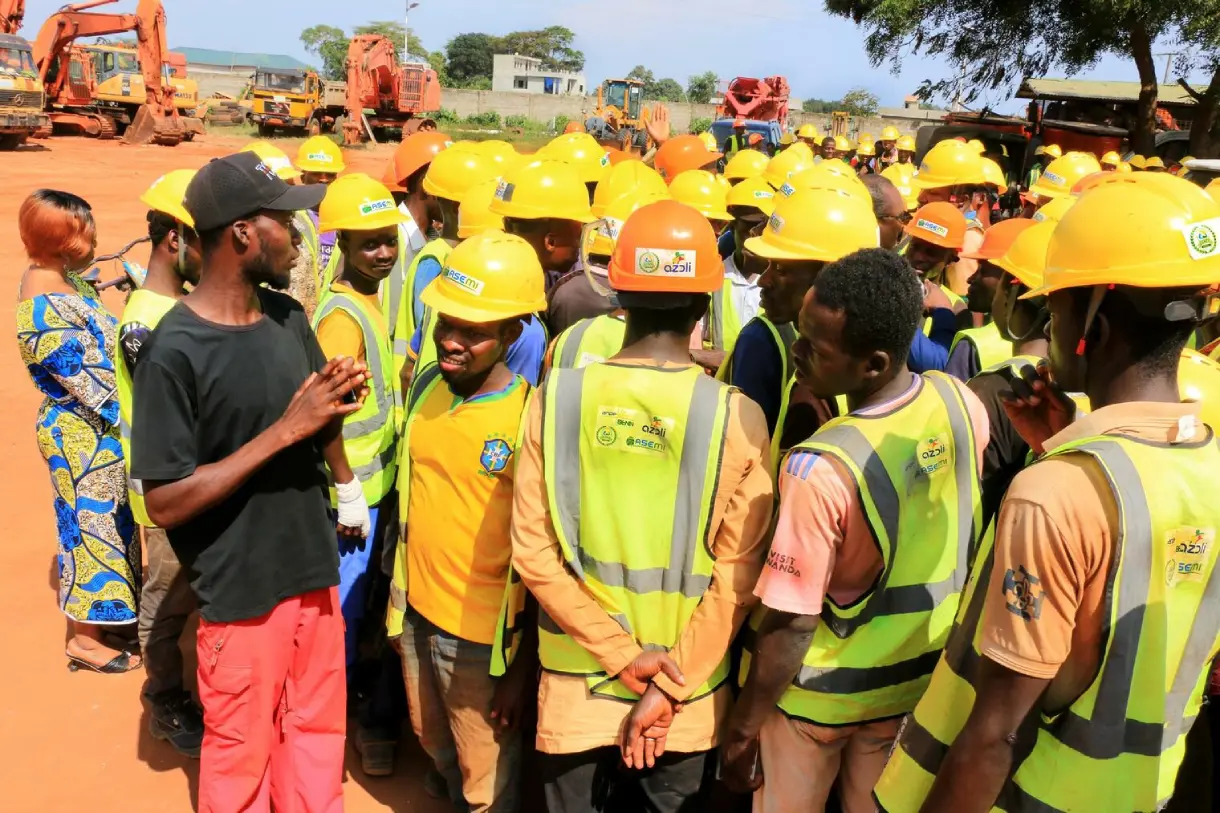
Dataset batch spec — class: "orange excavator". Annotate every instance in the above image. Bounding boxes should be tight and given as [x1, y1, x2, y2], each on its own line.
[2, 0, 24, 33]
[341, 33, 439, 146]
[31, 0, 185, 145]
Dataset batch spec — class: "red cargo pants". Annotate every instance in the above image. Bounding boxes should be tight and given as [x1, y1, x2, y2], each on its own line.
[196, 587, 346, 813]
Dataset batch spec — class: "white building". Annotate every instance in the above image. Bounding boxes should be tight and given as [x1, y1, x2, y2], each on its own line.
[491, 53, 585, 95]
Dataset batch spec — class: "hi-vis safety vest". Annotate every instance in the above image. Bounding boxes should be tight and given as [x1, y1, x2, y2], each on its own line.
[708, 276, 745, 352]
[922, 284, 966, 337]
[386, 363, 531, 675]
[742, 372, 982, 726]
[311, 283, 399, 506]
[316, 240, 407, 318]
[537, 362, 733, 701]
[875, 430, 1220, 813]
[950, 321, 1011, 377]
[116, 289, 176, 527]
[724, 133, 748, 157]
[392, 239, 452, 378]
[552, 314, 626, 369]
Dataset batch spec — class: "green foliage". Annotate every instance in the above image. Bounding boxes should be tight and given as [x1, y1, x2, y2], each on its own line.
[690, 117, 712, 134]
[627, 65, 655, 84]
[686, 71, 718, 105]
[554, 114, 571, 133]
[433, 108, 460, 125]
[506, 113, 545, 130]
[802, 97, 837, 114]
[499, 26, 585, 72]
[435, 27, 586, 89]
[839, 87, 880, 117]
[446, 33, 499, 83]
[300, 22, 428, 81]
[427, 51, 449, 87]
[465, 111, 502, 129]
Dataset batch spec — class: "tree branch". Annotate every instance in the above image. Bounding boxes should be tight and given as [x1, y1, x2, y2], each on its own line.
[1179, 77, 1206, 103]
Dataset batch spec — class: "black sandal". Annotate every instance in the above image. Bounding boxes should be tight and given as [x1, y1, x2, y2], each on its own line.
[66, 649, 143, 674]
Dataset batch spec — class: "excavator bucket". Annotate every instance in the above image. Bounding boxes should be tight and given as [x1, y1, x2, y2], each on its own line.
[123, 104, 184, 146]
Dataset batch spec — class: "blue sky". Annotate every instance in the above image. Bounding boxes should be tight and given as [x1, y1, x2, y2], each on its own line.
[21, 0, 1199, 110]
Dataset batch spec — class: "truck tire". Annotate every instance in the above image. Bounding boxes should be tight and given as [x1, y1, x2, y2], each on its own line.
[0, 133, 25, 151]
[257, 121, 274, 138]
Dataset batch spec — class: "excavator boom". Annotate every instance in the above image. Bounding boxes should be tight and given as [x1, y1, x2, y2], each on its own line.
[342, 33, 439, 145]
[1, 0, 25, 35]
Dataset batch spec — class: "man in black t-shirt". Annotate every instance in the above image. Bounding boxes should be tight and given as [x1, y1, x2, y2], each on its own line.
[131, 152, 371, 812]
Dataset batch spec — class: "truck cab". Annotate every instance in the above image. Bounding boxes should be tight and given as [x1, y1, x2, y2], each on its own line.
[0, 33, 49, 149]
[250, 67, 317, 135]
[708, 118, 784, 155]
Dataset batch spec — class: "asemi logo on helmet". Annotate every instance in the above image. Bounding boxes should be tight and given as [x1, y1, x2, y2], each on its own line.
[1041, 170, 1065, 186]
[768, 213, 785, 233]
[754, 190, 774, 200]
[307, 151, 332, 163]
[359, 198, 395, 216]
[443, 266, 485, 295]
[1183, 218, 1220, 260]
[916, 219, 949, 238]
[779, 182, 796, 198]
[495, 180, 515, 202]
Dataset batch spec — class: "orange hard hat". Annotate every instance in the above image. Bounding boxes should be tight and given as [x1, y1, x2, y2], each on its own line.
[563, 120, 584, 134]
[382, 131, 452, 192]
[607, 199, 724, 294]
[905, 201, 968, 250]
[605, 148, 637, 166]
[748, 133, 763, 145]
[958, 218, 1036, 261]
[733, 117, 746, 127]
[654, 135, 722, 183]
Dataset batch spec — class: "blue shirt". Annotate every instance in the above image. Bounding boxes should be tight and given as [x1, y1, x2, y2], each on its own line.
[411, 256, 444, 327]
[728, 319, 784, 434]
[409, 313, 548, 387]
[908, 308, 957, 374]
[717, 229, 734, 260]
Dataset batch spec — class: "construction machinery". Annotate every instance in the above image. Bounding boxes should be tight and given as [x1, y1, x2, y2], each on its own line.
[162, 49, 202, 120]
[250, 66, 344, 137]
[341, 33, 440, 145]
[0, 0, 50, 149]
[585, 77, 651, 153]
[31, 0, 190, 145]
[716, 76, 791, 123]
[74, 41, 202, 138]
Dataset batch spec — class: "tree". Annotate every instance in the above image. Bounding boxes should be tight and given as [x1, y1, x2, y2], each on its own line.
[500, 26, 584, 72]
[446, 32, 500, 84]
[427, 50, 450, 87]
[627, 65, 655, 84]
[839, 87, 880, 116]
[687, 71, 718, 104]
[353, 21, 428, 61]
[301, 22, 428, 81]
[802, 98, 837, 113]
[647, 78, 686, 102]
[823, 0, 1195, 153]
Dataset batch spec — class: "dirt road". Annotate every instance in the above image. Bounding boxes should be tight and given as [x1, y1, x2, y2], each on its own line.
[0, 134, 450, 812]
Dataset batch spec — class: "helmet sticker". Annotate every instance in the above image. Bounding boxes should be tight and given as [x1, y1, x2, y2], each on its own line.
[443, 266, 486, 295]
[359, 198, 395, 217]
[307, 151, 333, 163]
[1041, 170, 1065, 187]
[1184, 218, 1220, 260]
[916, 218, 949, 239]
[495, 180, 515, 202]
[635, 248, 696, 277]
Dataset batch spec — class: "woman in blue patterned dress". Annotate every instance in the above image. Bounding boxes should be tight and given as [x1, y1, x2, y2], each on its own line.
[16, 190, 141, 673]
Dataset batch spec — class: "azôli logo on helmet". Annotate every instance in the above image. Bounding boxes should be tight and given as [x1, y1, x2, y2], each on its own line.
[633, 248, 697, 277]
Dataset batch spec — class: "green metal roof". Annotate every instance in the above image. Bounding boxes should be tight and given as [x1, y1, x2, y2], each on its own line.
[1018, 77, 1204, 106]
[175, 48, 311, 71]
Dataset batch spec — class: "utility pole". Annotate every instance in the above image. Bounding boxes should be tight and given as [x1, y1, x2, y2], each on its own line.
[1154, 52, 1181, 85]
[405, 1, 420, 59]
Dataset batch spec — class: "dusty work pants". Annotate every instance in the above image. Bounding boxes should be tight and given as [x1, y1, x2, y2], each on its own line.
[137, 526, 196, 698]
[196, 587, 346, 813]
[754, 712, 899, 813]
[401, 606, 522, 813]
[540, 747, 711, 813]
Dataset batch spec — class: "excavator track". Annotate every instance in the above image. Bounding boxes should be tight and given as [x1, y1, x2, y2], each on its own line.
[95, 113, 117, 140]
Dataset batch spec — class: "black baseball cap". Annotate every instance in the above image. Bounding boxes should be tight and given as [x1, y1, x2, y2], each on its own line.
[185, 151, 326, 232]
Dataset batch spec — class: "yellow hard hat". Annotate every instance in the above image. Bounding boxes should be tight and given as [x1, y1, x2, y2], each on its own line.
[423, 146, 498, 203]
[1028, 151, 1102, 200]
[723, 148, 771, 181]
[1026, 173, 1220, 298]
[1035, 143, 1063, 159]
[697, 131, 718, 151]
[1128, 154, 1147, 169]
[896, 135, 916, 152]
[856, 142, 877, 157]
[725, 175, 777, 217]
[967, 138, 986, 154]
[668, 169, 733, 222]
[586, 190, 669, 257]
[785, 141, 815, 161]
[1177, 158, 1196, 178]
[881, 163, 919, 210]
[1179, 348, 1220, 429]
[1100, 150, 1121, 166]
[1031, 194, 1077, 225]
[780, 131, 796, 145]
[140, 169, 197, 228]
[781, 164, 869, 204]
[994, 220, 1054, 290]
[295, 136, 346, 174]
[833, 135, 852, 152]
[796, 123, 819, 139]
[857, 132, 875, 145]
[475, 139, 524, 174]
[744, 188, 879, 262]
[880, 126, 901, 141]
[912, 139, 987, 188]
[763, 147, 814, 189]
[457, 178, 506, 239]
[317, 173, 407, 233]
[591, 159, 667, 218]
[242, 141, 301, 180]
[1207, 178, 1220, 200]
[539, 131, 612, 184]
[490, 159, 596, 223]
[1144, 155, 1166, 170]
[980, 157, 1006, 189]
[421, 230, 547, 323]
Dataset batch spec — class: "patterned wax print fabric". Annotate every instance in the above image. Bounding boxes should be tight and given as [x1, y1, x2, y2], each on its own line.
[17, 273, 139, 623]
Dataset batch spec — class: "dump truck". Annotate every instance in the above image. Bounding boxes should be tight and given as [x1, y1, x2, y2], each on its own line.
[0, 0, 50, 149]
[250, 66, 345, 137]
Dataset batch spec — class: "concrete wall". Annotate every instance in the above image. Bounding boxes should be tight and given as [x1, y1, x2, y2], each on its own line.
[438, 88, 942, 136]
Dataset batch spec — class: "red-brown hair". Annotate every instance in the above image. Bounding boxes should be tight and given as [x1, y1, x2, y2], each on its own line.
[18, 189, 96, 269]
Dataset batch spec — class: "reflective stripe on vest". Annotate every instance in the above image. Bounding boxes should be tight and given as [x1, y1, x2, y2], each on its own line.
[750, 373, 981, 726]
[709, 277, 744, 352]
[876, 432, 1220, 813]
[116, 289, 177, 527]
[554, 314, 626, 369]
[538, 363, 733, 700]
[311, 286, 398, 506]
[392, 239, 452, 377]
[922, 285, 966, 337]
[950, 322, 1011, 377]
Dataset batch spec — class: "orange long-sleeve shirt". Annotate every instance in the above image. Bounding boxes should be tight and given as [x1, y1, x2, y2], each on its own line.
[511, 359, 775, 754]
